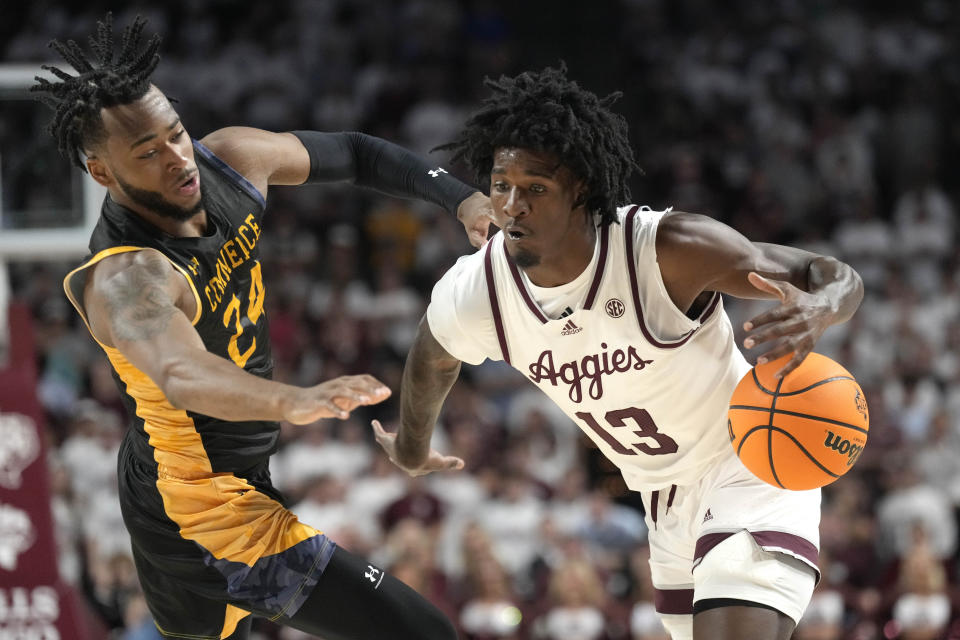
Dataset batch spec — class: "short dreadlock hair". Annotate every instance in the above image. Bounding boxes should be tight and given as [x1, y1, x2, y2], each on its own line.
[438, 65, 641, 227]
[31, 13, 161, 172]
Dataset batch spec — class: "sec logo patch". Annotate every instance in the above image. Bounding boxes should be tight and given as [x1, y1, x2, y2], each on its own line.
[605, 298, 625, 318]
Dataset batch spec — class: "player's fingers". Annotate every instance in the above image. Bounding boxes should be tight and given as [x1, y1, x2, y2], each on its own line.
[371, 419, 397, 438]
[442, 456, 465, 471]
[477, 217, 495, 242]
[353, 375, 392, 396]
[320, 400, 350, 420]
[744, 305, 792, 331]
[338, 380, 390, 405]
[332, 391, 370, 408]
[354, 391, 390, 406]
[743, 319, 806, 349]
[755, 340, 797, 367]
[425, 454, 464, 473]
[370, 419, 393, 444]
[470, 229, 487, 248]
[774, 350, 810, 379]
[482, 206, 498, 223]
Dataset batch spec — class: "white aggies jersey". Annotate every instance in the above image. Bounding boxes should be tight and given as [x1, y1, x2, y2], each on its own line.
[427, 205, 752, 490]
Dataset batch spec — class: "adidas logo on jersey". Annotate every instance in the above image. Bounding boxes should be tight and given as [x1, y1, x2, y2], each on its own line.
[702, 508, 713, 523]
[561, 319, 583, 336]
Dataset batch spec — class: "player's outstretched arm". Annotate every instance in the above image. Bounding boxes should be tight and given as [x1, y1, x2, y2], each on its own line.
[371, 315, 465, 476]
[655, 212, 863, 378]
[200, 127, 496, 248]
[85, 250, 390, 423]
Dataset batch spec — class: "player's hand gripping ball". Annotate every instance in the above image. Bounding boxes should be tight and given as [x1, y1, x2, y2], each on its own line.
[727, 353, 868, 490]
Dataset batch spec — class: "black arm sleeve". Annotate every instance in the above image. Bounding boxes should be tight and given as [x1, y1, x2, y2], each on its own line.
[291, 130, 478, 215]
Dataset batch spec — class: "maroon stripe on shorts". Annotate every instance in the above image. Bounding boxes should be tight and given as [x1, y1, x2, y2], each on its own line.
[654, 588, 694, 615]
[750, 530, 819, 567]
[693, 531, 734, 566]
[650, 490, 660, 529]
[694, 530, 819, 569]
[582, 222, 610, 310]
[483, 241, 511, 365]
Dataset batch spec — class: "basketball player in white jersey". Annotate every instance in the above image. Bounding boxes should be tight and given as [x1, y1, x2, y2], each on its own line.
[371, 66, 864, 640]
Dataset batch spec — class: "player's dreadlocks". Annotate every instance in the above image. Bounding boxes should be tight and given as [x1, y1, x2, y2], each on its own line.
[31, 13, 161, 172]
[438, 65, 641, 226]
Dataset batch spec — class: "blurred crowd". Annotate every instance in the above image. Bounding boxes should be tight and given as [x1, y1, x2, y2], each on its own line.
[3, 0, 960, 638]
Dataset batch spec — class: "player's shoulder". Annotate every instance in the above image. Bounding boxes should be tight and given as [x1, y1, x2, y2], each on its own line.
[617, 204, 674, 225]
[89, 248, 175, 287]
[84, 249, 192, 317]
[427, 239, 502, 364]
[614, 204, 676, 246]
[198, 126, 266, 155]
[651, 209, 727, 253]
[430, 240, 494, 313]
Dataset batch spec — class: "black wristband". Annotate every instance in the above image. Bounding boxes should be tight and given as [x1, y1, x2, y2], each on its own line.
[291, 130, 477, 215]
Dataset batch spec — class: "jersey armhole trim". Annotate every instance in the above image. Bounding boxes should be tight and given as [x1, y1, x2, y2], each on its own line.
[193, 139, 267, 209]
[62, 246, 204, 338]
[483, 240, 511, 365]
[625, 206, 713, 350]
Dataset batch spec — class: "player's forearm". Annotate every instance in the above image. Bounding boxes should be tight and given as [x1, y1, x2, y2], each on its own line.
[159, 349, 295, 422]
[291, 131, 478, 214]
[806, 256, 863, 325]
[396, 329, 461, 468]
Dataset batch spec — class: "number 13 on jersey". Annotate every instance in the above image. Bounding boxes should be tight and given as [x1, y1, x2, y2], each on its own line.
[222, 261, 265, 367]
[576, 407, 679, 456]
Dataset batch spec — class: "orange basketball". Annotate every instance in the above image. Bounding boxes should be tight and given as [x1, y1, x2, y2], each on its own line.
[727, 352, 869, 491]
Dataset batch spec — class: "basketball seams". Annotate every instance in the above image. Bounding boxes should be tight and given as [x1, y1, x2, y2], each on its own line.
[767, 377, 785, 488]
[750, 367, 776, 395]
[735, 425, 842, 484]
[776, 376, 856, 396]
[769, 428, 841, 480]
[748, 370, 856, 397]
[728, 405, 868, 435]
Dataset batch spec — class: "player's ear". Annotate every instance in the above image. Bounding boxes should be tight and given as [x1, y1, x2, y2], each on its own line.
[86, 155, 113, 187]
[572, 179, 588, 209]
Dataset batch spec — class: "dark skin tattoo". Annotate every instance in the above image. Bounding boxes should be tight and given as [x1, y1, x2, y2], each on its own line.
[102, 252, 178, 342]
[395, 316, 461, 467]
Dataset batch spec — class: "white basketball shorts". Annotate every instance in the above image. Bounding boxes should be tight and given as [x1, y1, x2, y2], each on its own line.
[638, 448, 820, 640]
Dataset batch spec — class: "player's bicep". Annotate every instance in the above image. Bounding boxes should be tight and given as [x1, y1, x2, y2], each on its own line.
[87, 252, 206, 385]
[657, 212, 815, 305]
[200, 127, 310, 189]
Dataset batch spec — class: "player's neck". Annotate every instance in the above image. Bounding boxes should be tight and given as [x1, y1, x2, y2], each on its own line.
[140, 210, 209, 238]
[110, 191, 209, 238]
[523, 224, 597, 288]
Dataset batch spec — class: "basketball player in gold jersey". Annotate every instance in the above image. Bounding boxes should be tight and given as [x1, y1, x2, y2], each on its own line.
[36, 14, 480, 640]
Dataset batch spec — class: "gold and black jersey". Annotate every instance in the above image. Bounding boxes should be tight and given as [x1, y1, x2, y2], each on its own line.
[64, 140, 279, 477]
[63, 140, 334, 639]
